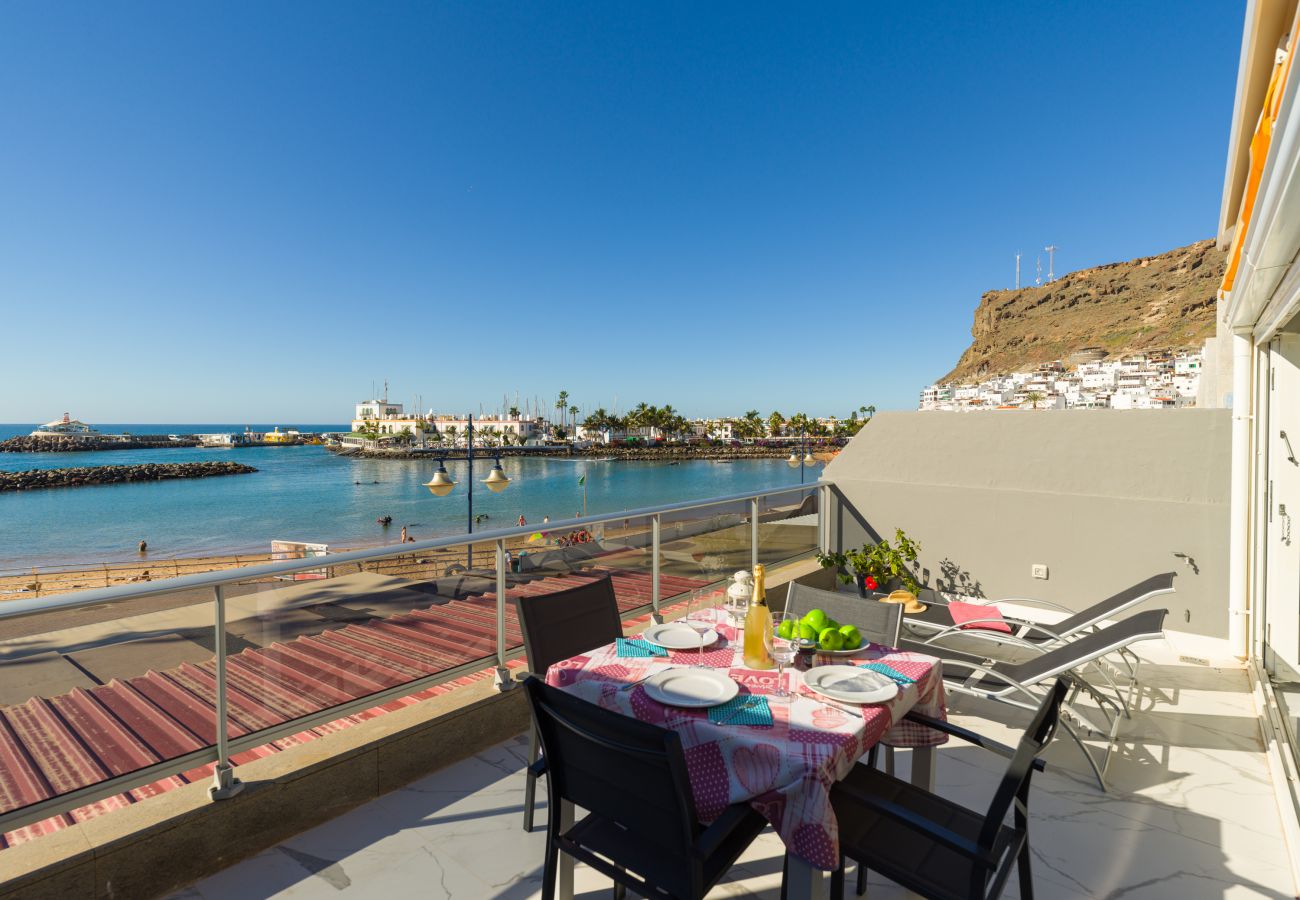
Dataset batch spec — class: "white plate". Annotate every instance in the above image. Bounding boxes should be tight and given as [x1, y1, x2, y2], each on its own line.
[643, 621, 720, 651]
[802, 665, 899, 705]
[642, 667, 739, 708]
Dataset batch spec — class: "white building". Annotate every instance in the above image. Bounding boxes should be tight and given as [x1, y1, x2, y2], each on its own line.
[30, 413, 99, 439]
[917, 350, 1203, 412]
[350, 400, 429, 436]
[428, 415, 541, 445]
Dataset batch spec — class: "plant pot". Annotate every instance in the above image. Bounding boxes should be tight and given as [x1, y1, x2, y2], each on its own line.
[854, 573, 883, 598]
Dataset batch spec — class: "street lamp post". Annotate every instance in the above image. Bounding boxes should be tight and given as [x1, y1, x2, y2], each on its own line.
[787, 429, 817, 483]
[425, 414, 511, 568]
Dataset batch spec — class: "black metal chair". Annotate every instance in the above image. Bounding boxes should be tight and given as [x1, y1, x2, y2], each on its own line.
[830, 679, 1068, 900]
[515, 575, 624, 832]
[523, 677, 768, 899]
[784, 581, 904, 647]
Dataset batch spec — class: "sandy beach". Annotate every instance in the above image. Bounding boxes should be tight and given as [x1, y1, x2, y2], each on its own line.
[0, 524, 631, 601]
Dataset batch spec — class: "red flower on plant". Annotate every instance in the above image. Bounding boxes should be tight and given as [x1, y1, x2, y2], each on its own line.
[864, 576, 878, 591]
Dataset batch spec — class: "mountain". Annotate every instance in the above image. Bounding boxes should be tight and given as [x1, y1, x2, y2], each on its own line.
[940, 239, 1226, 383]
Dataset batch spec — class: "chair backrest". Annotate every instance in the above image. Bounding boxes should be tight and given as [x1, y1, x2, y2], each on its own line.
[785, 581, 903, 647]
[976, 678, 1068, 853]
[1003, 608, 1168, 686]
[523, 677, 700, 861]
[1054, 572, 1176, 635]
[514, 575, 623, 674]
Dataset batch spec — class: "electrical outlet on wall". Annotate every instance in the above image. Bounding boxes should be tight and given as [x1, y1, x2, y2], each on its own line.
[1031, 564, 1049, 580]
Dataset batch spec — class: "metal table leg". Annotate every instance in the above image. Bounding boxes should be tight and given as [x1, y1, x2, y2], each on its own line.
[784, 854, 828, 900]
[911, 745, 936, 791]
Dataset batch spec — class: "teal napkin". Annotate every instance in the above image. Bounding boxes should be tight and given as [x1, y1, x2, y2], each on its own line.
[617, 637, 669, 658]
[707, 695, 773, 727]
[859, 662, 915, 685]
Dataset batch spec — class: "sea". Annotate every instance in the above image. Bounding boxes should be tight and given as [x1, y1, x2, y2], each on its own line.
[0, 424, 799, 569]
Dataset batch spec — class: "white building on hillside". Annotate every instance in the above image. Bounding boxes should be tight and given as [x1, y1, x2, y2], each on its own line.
[919, 350, 1204, 412]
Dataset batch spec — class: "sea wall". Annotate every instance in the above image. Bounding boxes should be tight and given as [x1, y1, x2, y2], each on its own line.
[0, 436, 199, 453]
[332, 443, 842, 461]
[0, 462, 257, 492]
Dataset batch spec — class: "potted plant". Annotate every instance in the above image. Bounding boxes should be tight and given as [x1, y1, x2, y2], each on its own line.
[815, 528, 922, 597]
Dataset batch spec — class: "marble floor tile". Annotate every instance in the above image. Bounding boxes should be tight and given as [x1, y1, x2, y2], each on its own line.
[172, 644, 1299, 900]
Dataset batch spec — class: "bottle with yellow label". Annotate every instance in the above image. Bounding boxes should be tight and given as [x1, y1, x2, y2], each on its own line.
[742, 564, 774, 669]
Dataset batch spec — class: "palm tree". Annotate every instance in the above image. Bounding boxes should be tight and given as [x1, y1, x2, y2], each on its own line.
[508, 405, 520, 419]
[556, 391, 569, 430]
[1025, 392, 1044, 410]
[768, 411, 786, 437]
[568, 405, 579, 428]
[584, 407, 611, 442]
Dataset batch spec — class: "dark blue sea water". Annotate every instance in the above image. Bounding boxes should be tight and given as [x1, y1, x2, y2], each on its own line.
[0, 424, 797, 568]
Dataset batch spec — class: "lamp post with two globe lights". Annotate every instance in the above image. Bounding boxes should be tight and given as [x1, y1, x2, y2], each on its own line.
[424, 414, 512, 568]
[787, 429, 818, 483]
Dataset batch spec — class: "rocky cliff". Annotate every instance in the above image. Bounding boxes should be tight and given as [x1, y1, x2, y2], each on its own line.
[940, 239, 1226, 383]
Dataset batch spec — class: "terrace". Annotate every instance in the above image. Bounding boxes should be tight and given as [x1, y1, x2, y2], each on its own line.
[0, 411, 1298, 899]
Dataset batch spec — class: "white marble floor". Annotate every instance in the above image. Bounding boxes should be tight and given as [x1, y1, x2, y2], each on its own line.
[172, 643, 1300, 899]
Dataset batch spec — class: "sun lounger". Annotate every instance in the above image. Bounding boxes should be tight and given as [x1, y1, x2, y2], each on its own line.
[901, 573, 1175, 688]
[898, 608, 1169, 789]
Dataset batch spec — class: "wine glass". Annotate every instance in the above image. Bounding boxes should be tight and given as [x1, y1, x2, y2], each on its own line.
[686, 589, 716, 667]
[765, 612, 799, 701]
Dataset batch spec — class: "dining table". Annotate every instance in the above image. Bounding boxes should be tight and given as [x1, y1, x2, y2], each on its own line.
[544, 607, 949, 900]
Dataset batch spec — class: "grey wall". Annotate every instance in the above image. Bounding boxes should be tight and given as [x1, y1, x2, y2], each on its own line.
[822, 410, 1231, 638]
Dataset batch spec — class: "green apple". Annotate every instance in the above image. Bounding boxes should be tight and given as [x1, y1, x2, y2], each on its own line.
[825, 618, 841, 631]
[802, 608, 828, 631]
[818, 627, 845, 651]
[777, 618, 796, 640]
[838, 624, 862, 649]
[797, 622, 820, 643]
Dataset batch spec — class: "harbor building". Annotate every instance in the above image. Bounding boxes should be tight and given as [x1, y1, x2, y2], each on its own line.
[28, 413, 99, 440]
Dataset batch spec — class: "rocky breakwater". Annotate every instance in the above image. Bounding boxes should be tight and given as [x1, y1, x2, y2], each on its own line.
[0, 435, 199, 453]
[0, 461, 257, 492]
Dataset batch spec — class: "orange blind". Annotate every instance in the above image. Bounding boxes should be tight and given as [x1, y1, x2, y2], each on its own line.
[1223, 18, 1300, 294]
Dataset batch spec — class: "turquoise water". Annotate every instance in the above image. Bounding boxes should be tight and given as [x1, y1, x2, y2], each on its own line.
[0, 424, 798, 568]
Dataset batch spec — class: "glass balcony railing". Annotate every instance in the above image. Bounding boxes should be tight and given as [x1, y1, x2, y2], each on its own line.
[0, 482, 824, 842]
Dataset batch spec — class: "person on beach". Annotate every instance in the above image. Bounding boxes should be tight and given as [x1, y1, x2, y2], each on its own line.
[138, 540, 147, 554]
[400, 526, 408, 543]
[517, 515, 526, 527]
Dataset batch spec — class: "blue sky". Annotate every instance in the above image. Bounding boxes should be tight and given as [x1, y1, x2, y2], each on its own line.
[0, 1, 1242, 423]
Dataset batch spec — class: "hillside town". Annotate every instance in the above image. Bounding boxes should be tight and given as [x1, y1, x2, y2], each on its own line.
[918, 348, 1204, 411]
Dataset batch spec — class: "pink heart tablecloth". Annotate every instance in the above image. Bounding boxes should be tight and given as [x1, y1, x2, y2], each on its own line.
[545, 609, 947, 869]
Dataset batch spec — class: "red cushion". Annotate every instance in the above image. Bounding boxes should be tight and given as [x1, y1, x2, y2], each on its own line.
[948, 600, 1014, 633]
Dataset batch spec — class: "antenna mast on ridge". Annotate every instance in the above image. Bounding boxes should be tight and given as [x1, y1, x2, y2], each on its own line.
[1015, 252, 1021, 289]
[1035, 255, 1042, 287]
[1044, 245, 1058, 282]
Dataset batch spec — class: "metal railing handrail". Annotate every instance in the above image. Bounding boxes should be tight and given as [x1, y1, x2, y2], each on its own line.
[0, 481, 821, 621]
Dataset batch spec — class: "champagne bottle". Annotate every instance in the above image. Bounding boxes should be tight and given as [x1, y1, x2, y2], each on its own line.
[742, 564, 774, 669]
